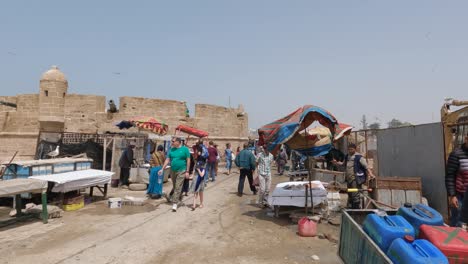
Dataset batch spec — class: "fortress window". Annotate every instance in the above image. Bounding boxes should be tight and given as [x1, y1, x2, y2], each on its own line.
[45, 90, 48, 96]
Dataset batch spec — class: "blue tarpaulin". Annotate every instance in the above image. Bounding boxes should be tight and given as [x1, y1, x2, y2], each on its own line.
[258, 105, 339, 157]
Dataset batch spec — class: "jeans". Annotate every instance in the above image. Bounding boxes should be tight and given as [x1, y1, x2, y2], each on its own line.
[258, 174, 271, 205]
[226, 159, 232, 171]
[206, 162, 216, 182]
[238, 169, 256, 194]
[450, 193, 464, 227]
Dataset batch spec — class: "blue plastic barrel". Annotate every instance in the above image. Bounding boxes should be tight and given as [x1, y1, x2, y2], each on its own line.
[397, 204, 444, 236]
[363, 214, 415, 252]
[387, 237, 448, 264]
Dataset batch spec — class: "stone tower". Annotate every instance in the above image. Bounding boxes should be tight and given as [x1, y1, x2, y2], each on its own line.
[39, 65, 68, 132]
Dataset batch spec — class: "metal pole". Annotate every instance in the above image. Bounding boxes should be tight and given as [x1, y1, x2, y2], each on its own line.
[41, 191, 48, 224]
[15, 194, 22, 217]
[354, 132, 358, 148]
[364, 130, 369, 163]
[309, 160, 315, 215]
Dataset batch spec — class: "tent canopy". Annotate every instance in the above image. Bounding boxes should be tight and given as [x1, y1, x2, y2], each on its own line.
[116, 116, 168, 135]
[175, 125, 209, 138]
[334, 123, 353, 141]
[258, 105, 338, 156]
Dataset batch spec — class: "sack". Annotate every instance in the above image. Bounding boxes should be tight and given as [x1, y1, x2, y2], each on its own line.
[231, 152, 236, 161]
[253, 176, 260, 187]
[298, 217, 317, 237]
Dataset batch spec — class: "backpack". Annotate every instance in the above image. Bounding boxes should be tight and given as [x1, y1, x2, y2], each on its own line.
[200, 144, 209, 160]
[344, 154, 367, 185]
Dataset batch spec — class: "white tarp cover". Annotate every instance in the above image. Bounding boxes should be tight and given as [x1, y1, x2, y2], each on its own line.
[269, 181, 328, 207]
[29, 169, 113, 193]
[0, 178, 47, 197]
[3, 157, 93, 167]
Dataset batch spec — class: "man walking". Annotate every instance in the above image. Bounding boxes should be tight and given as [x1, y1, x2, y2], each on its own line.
[445, 132, 468, 226]
[333, 143, 374, 209]
[276, 147, 288, 175]
[206, 141, 218, 183]
[159, 137, 191, 212]
[235, 143, 257, 197]
[256, 146, 274, 207]
[118, 141, 135, 188]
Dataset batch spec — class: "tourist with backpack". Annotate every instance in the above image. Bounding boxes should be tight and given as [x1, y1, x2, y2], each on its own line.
[193, 139, 208, 162]
[332, 143, 375, 209]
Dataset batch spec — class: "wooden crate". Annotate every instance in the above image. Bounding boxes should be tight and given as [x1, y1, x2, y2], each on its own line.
[372, 177, 422, 207]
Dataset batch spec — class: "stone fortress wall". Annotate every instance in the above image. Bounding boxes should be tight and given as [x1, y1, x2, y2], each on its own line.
[0, 66, 249, 162]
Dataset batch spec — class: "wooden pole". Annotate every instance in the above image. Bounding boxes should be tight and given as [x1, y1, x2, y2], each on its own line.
[103, 137, 107, 171]
[110, 137, 117, 174]
[102, 138, 114, 170]
[0, 151, 18, 178]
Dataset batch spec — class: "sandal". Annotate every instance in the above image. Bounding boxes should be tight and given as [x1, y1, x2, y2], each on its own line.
[199, 204, 204, 208]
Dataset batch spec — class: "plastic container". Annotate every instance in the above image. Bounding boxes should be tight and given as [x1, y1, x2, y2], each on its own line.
[387, 236, 448, 264]
[363, 214, 415, 252]
[63, 194, 84, 205]
[397, 203, 444, 236]
[419, 224, 468, 264]
[108, 198, 122, 209]
[327, 191, 341, 212]
[298, 217, 317, 237]
[63, 201, 84, 211]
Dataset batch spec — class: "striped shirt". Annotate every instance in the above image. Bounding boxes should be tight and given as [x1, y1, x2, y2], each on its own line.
[257, 152, 274, 176]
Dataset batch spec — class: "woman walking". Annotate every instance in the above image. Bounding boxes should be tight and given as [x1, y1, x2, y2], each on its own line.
[147, 145, 165, 199]
[225, 143, 233, 175]
[190, 160, 206, 210]
[276, 147, 288, 175]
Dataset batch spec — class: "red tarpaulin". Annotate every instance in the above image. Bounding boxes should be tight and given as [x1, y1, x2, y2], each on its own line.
[334, 123, 353, 141]
[175, 125, 209, 138]
[116, 116, 168, 135]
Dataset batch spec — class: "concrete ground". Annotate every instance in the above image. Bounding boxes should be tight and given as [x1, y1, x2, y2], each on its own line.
[0, 169, 342, 264]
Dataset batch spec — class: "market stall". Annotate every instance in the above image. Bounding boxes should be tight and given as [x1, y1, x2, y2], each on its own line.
[258, 105, 341, 216]
[0, 178, 48, 225]
[116, 116, 169, 185]
[29, 169, 113, 207]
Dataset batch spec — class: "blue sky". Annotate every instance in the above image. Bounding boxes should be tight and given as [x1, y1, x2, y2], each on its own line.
[1, 1, 467, 129]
